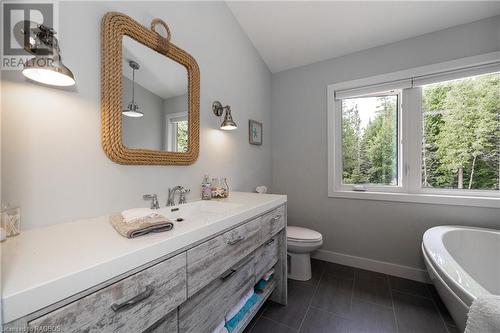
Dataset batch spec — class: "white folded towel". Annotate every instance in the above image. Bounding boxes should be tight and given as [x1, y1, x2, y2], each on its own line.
[225, 289, 254, 322]
[121, 208, 161, 224]
[255, 185, 267, 194]
[465, 295, 500, 333]
[211, 319, 226, 333]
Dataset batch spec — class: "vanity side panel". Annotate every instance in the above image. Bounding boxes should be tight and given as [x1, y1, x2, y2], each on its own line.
[28, 253, 187, 333]
[269, 204, 287, 305]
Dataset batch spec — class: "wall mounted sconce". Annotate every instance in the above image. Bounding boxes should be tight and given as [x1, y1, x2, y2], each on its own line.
[212, 101, 237, 130]
[21, 22, 75, 86]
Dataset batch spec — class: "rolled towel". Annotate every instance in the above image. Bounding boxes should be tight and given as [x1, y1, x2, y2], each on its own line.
[225, 289, 254, 323]
[263, 268, 275, 281]
[121, 208, 162, 224]
[110, 213, 174, 238]
[225, 293, 260, 332]
[465, 295, 500, 333]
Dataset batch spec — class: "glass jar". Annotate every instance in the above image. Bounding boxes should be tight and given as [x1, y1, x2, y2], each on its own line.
[221, 178, 229, 198]
[1, 206, 21, 241]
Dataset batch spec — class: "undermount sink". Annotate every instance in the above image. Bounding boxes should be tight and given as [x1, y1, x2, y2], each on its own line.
[159, 200, 243, 222]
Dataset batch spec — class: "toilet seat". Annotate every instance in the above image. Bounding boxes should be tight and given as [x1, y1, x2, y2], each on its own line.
[287, 226, 322, 243]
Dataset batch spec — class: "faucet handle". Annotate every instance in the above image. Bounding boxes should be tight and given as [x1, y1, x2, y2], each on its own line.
[179, 188, 190, 204]
[143, 194, 160, 210]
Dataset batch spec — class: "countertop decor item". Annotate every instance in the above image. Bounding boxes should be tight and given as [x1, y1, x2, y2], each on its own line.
[0, 206, 21, 239]
[20, 22, 75, 86]
[211, 177, 229, 198]
[101, 12, 200, 165]
[249, 120, 262, 145]
[213, 101, 237, 130]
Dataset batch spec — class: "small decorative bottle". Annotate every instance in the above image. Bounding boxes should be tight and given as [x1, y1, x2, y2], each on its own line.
[221, 177, 229, 198]
[201, 175, 212, 200]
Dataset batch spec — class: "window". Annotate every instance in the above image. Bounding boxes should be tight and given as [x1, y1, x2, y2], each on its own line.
[166, 112, 189, 152]
[421, 73, 499, 191]
[341, 93, 400, 187]
[328, 56, 500, 207]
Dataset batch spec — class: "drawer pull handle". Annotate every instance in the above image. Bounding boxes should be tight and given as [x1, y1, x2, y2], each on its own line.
[220, 269, 236, 281]
[271, 215, 282, 222]
[264, 238, 275, 246]
[221, 256, 254, 281]
[111, 286, 154, 312]
[228, 236, 244, 245]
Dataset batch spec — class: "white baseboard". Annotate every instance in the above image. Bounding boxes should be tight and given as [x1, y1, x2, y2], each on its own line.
[312, 249, 431, 283]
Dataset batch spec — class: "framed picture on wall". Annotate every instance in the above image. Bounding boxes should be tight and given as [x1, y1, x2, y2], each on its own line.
[249, 120, 263, 145]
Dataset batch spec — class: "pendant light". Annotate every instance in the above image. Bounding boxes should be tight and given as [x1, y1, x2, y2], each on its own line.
[122, 60, 143, 118]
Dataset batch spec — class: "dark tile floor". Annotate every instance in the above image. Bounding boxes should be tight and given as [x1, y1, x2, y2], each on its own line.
[245, 259, 459, 333]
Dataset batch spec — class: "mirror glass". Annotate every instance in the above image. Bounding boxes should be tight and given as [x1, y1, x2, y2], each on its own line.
[121, 36, 189, 152]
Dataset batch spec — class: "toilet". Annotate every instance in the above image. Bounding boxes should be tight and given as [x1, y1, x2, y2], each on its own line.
[287, 226, 323, 281]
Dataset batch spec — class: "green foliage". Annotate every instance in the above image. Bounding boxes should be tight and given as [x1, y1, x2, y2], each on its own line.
[342, 72, 500, 190]
[176, 121, 189, 152]
[423, 74, 499, 190]
[342, 96, 398, 185]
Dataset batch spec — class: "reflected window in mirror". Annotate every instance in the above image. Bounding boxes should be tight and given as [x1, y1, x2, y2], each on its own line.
[121, 36, 189, 152]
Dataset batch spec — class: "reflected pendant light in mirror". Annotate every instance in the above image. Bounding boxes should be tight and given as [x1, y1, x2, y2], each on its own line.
[122, 60, 143, 118]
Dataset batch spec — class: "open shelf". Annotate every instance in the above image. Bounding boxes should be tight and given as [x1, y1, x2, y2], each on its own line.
[231, 280, 276, 333]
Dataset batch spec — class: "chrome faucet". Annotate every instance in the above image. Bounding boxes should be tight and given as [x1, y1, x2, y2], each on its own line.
[143, 194, 160, 209]
[167, 186, 190, 206]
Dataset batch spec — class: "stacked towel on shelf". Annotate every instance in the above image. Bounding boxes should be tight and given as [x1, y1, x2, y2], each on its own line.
[211, 319, 228, 333]
[255, 268, 275, 293]
[109, 212, 174, 238]
[225, 293, 260, 332]
[465, 295, 500, 333]
[225, 289, 254, 323]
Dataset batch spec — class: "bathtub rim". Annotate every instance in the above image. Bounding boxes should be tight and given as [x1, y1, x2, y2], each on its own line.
[422, 225, 497, 307]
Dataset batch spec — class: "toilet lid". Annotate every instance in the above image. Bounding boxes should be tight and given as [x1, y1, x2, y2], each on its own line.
[287, 226, 322, 242]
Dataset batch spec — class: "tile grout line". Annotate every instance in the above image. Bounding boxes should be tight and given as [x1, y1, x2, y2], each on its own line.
[296, 264, 326, 332]
[425, 284, 453, 333]
[387, 277, 401, 333]
[259, 316, 299, 332]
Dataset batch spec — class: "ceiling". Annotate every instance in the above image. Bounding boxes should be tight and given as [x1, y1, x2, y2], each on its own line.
[227, 1, 500, 73]
[122, 36, 187, 99]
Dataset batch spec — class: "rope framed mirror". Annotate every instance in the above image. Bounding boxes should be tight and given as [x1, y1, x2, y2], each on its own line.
[101, 12, 200, 165]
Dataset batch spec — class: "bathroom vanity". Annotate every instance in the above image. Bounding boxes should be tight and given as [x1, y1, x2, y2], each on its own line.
[2, 192, 287, 332]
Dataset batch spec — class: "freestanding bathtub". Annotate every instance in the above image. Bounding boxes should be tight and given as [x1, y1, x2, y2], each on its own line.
[422, 226, 500, 331]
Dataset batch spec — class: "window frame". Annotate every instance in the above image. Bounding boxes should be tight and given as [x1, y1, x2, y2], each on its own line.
[165, 111, 188, 152]
[328, 52, 500, 208]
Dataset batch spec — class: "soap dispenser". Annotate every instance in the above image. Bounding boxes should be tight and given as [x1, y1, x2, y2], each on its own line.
[201, 175, 212, 200]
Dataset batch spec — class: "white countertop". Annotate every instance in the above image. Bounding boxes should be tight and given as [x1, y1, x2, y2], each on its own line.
[1, 192, 286, 323]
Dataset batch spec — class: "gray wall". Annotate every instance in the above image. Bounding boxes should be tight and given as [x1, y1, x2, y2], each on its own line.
[1, 1, 272, 229]
[122, 76, 164, 150]
[271, 16, 500, 271]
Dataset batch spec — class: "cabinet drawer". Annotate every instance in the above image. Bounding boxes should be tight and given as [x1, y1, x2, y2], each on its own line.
[179, 256, 255, 333]
[29, 253, 187, 333]
[186, 217, 261, 297]
[261, 205, 285, 239]
[144, 310, 177, 333]
[255, 237, 279, 280]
